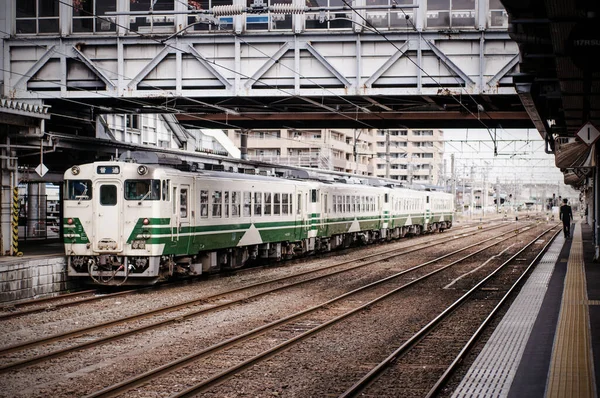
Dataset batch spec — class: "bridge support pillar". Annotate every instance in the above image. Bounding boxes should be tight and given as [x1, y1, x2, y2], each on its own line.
[0, 130, 19, 256]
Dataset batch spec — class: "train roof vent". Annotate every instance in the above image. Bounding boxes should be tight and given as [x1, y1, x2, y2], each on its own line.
[119, 151, 182, 166]
[204, 164, 225, 171]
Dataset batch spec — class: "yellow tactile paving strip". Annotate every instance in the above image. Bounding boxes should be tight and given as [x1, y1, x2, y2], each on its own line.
[546, 223, 596, 398]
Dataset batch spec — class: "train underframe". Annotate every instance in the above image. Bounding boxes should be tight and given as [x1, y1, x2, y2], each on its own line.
[70, 221, 452, 286]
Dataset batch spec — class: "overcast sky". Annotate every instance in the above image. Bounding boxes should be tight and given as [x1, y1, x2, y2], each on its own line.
[442, 128, 569, 187]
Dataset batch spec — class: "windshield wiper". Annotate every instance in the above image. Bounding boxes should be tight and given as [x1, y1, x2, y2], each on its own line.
[138, 190, 151, 205]
[76, 187, 89, 204]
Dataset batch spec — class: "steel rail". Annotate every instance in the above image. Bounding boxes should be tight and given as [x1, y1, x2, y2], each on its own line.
[0, 289, 139, 321]
[87, 223, 537, 398]
[0, 222, 518, 373]
[0, 220, 507, 357]
[423, 227, 562, 398]
[338, 225, 559, 397]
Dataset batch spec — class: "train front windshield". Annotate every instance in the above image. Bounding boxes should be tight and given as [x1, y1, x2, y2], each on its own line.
[66, 180, 93, 200]
[124, 180, 161, 200]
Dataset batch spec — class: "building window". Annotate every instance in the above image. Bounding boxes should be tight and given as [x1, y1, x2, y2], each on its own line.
[427, 0, 475, 29]
[246, 0, 292, 31]
[130, 0, 175, 33]
[16, 0, 59, 34]
[489, 0, 508, 28]
[188, 0, 234, 32]
[73, 0, 117, 33]
[365, 0, 413, 30]
[306, 0, 352, 30]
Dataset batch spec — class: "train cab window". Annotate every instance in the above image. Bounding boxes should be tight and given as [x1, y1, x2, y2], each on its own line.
[180, 189, 188, 218]
[125, 180, 160, 200]
[254, 192, 262, 216]
[66, 180, 92, 200]
[264, 193, 272, 215]
[200, 190, 209, 217]
[99, 185, 117, 206]
[212, 191, 222, 218]
[311, 189, 319, 203]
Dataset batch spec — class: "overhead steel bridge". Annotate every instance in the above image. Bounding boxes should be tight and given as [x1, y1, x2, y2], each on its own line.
[3, 0, 527, 131]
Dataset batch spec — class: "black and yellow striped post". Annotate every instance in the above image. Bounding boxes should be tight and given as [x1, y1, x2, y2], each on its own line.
[11, 187, 22, 256]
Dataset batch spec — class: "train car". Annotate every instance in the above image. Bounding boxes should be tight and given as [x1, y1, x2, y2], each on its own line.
[64, 156, 453, 286]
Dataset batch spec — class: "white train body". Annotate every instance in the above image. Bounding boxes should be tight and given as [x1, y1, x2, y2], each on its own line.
[63, 160, 453, 285]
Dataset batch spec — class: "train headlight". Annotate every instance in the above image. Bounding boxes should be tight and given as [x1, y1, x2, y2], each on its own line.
[71, 166, 80, 175]
[137, 165, 148, 175]
[67, 218, 74, 225]
[132, 240, 146, 249]
[143, 218, 150, 225]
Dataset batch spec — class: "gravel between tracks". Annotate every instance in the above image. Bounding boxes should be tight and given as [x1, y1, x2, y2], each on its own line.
[0, 220, 547, 398]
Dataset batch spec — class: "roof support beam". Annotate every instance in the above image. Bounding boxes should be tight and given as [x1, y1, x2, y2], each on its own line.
[127, 46, 172, 90]
[188, 45, 233, 89]
[72, 46, 116, 90]
[244, 42, 292, 89]
[364, 42, 409, 89]
[305, 43, 352, 88]
[427, 40, 475, 87]
[15, 45, 56, 90]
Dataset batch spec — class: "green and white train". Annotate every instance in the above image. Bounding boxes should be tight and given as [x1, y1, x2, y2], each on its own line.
[64, 156, 454, 285]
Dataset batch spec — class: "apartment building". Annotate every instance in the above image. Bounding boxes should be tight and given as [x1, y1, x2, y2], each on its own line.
[225, 128, 445, 185]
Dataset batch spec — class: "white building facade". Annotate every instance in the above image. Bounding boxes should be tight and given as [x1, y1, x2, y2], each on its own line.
[226, 128, 445, 185]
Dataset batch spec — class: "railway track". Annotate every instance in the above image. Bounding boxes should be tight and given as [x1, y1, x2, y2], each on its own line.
[0, 217, 502, 320]
[0, 221, 520, 373]
[71, 223, 554, 397]
[340, 226, 560, 397]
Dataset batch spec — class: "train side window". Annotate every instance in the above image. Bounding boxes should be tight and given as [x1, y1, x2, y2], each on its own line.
[297, 193, 301, 215]
[324, 194, 328, 213]
[264, 192, 272, 215]
[212, 191, 222, 218]
[243, 192, 251, 217]
[224, 191, 229, 218]
[162, 180, 170, 201]
[99, 184, 117, 206]
[289, 194, 292, 214]
[426, 196, 430, 204]
[232, 191, 240, 217]
[332, 195, 337, 213]
[274, 193, 281, 215]
[254, 192, 262, 216]
[311, 189, 318, 203]
[282, 193, 289, 215]
[180, 189, 188, 218]
[172, 187, 177, 214]
[200, 190, 208, 217]
[385, 193, 389, 203]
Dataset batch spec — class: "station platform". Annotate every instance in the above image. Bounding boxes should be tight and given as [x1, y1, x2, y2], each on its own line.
[453, 221, 599, 398]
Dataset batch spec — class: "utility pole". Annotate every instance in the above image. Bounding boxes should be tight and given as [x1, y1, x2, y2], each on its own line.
[451, 154, 457, 212]
[385, 129, 390, 179]
[496, 177, 500, 215]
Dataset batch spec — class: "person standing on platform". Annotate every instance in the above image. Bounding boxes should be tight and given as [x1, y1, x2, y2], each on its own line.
[559, 198, 573, 238]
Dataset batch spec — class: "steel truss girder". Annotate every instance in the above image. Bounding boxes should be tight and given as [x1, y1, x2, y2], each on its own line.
[4, 31, 518, 101]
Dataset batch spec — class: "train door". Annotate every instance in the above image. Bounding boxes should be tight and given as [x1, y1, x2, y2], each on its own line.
[93, 182, 123, 251]
[172, 184, 190, 241]
[425, 195, 431, 228]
